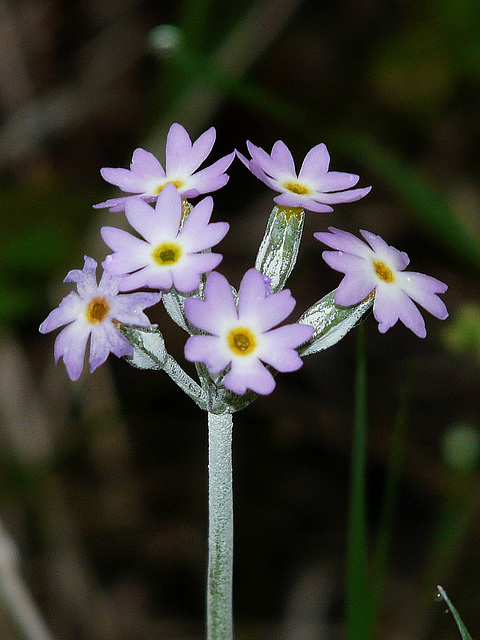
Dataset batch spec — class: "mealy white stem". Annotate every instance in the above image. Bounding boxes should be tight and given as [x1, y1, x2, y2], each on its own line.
[207, 411, 234, 640]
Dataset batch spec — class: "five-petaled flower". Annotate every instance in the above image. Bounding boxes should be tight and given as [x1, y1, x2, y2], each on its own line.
[183, 268, 314, 395]
[39, 256, 161, 380]
[314, 227, 448, 337]
[101, 183, 229, 293]
[238, 140, 371, 213]
[94, 122, 235, 212]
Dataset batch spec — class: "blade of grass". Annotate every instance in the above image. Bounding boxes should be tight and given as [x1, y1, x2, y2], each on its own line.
[436, 586, 473, 640]
[370, 359, 418, 632]
[178, 0, 217, 53]
[346, 324, 374, 640]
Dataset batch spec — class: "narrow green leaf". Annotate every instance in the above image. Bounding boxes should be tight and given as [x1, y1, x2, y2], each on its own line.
[346, 325, 374, 640]
[437, 585, 473, 640]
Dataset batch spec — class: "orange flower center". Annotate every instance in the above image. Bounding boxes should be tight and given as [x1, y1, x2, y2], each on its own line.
[153, 179, 184, 195]
[282, 181, 311, 196]
[86, 297, 109, 324]
[373, 260, 395, 283]
[227, 327, 257, 356]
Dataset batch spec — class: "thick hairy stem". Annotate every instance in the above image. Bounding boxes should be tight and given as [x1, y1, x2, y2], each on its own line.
[207, 411, 234, 640]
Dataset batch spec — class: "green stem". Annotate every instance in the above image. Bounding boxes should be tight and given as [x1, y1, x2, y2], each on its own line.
[372, 360, 416, 625]
[437, 585, 473, 640]
[346, 325, 372, 640]
[207, 411, 234, 640]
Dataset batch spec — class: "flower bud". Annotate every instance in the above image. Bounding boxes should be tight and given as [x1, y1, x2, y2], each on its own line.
[255, 205, 304, 293]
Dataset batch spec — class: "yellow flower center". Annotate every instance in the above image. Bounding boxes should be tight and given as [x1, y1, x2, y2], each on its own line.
[86, 297, 109, 324]
[282, 181, 312, 196]
[227, 327, 257, 356]
[153, 179, 184, 195]
[152, 242, 182, 265]
[373, 260, 395, 283]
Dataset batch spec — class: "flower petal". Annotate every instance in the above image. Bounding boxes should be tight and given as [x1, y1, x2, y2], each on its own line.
[258, 324, 313, 371]
[311, 185, 372, 205]
[394, 290, 427, 338]
[181, 220, 229, 253]
[165, 123, 193, 175]
[270, 140, 296, 175]
[238, 270, 296, 331]
[93, 195, 137, 212]
[130, 148, 165, 179]
[314, 227, 373, 258]
[271, 193, 318, 211]
[99, 167, 147, 193]
[101, 228, 151, 274]
[274, 192, 334, 212]
[334, 272, 376, 307]
[118, 265, 173, 292]
[399, 271, 448, 319]
[173, 252, 223, 293]
[224, 358, 276, 395]
[321, 249, 369, 275]
[247, 141, 291, 180]
[187, 152, 235, 194]
[53, 321, 91, 381]
[39, 292, 85, 333]
[360, 229, 409, 269]
[184, 334, 231, 373]
[313, 171, 360, 192]
[152, 183, 183, 237]
[372, 285, 402, 333]
[89, 322, 131, 372]
[298, 142, 330, 180]
[111, 291, 161, 322]
[184, 271, 238, 334]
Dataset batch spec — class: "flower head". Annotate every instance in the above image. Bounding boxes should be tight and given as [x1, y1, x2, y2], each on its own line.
[39, 257, 161, 380]
[101, 183, 229, 293]
[184, 268, 314, 395]
[238, 140, 371, 213]
[314, 227, 448, 337]
[94, 122, 235, 212]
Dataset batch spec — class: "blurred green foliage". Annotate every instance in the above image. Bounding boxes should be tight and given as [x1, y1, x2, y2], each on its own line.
[0, 185, 98, 325]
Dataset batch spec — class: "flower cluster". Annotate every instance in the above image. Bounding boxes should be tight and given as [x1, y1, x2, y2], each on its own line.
[39, 257, 161, 380]
[238, 140, 371, 213]
[41, 122, 448, 398]
[184, 269, 313, 395]
[95, 123, 235, 212]
[101, 183, 229, 293]
[314, 227, 448, 338]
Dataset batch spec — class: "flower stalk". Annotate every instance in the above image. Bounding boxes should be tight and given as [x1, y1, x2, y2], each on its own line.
[39, 123, 450, 640]
[207, 411, 234, 640]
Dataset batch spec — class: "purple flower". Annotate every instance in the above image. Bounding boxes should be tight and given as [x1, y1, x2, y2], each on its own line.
[94, 123, 235, 212]
[101, 184, 229, 293]
[237, 140, 371, 213]
[314, 227, 448, 337]
[184, 268, 314, 395]
[39, 257, 161, 380]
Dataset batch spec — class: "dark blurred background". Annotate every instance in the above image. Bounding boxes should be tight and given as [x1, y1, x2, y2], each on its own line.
[1, 0, 480, 638]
